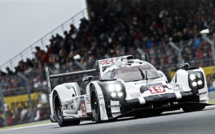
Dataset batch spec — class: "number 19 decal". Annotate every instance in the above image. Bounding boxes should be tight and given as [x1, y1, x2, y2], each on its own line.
[148, 86, 166, 94]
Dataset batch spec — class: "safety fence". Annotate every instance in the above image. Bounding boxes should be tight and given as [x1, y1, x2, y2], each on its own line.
[0, 85, 50, 127]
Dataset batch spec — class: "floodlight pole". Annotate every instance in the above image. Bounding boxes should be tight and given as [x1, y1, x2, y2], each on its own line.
[202, 34, 215, 67]
[17, 72, 34, 121]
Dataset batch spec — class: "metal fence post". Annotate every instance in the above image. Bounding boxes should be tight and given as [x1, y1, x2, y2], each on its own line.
[61, 25, 64, 33]
[0, 84, 8, 127]
[169, 42, 183, 65]
[45, 67, 52, 95]
[17, 73, 34, 121]
[41, 39, 44, 50]
[9, 60, 13, 70]
[74, 61, 86, 70]
[202, 35, 215, 67]
[20, 52, 23, 60]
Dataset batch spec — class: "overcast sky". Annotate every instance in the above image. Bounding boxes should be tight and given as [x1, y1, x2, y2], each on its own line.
[0, 0, 86, 69]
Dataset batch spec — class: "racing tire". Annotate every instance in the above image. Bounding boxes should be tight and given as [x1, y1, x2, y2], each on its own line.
[91, 85, 101, 123]
[53, 92, 80, 127]
[135, 110, 162, 118]
[151, 110, 163, 116]
[182, 105, 205, 112]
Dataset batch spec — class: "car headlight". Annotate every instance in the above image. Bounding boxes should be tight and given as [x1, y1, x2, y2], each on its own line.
[189, 74, 196, 81]
[197, 73, 202, 78]
[197, 80, 203, 85]
[108, 84, 115, 92]
[108, 84, 122, 92]
[118, 92, 123, 97]
[188, 72, 205, 90]
[108, 84, 124, 98]
[192, 82, 197, 87]
[111, 92, 116, 97]
[115, 84, 122, 92]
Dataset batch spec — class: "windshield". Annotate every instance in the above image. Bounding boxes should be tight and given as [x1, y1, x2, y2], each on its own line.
[101, 64, 161, 82]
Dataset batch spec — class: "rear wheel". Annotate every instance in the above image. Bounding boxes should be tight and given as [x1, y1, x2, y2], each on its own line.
[152, 110, 163, 116]
[53, 92, 80, 127]
[182, 105, 205, 112]
[91, 86, 101, 123]
[135, 109, 163, 118]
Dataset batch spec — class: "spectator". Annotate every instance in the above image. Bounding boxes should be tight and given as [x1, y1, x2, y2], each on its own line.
[34, 104, 43, 121]
[0, 115, 4, 127]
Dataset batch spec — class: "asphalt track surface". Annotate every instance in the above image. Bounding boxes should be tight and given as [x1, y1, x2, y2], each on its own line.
[1, 106, 215, 134]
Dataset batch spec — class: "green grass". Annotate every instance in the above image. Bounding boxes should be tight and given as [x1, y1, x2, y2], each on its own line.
[209, 99, 215, 104]
[0, 120, 50, 130]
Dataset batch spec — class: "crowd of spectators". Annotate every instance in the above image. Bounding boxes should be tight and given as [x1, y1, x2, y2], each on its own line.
[0, 103, 50, 126]
[1, 0, 215, 126]
[1, 0, 215, 89]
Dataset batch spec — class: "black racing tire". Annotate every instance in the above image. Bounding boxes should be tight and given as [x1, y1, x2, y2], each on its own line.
[53, 92, 80, 127]
[91, 85, 101, 123]
[152, 110, 163, 116]
[182, 105, 205, 112]
[135, 110, 163, 118]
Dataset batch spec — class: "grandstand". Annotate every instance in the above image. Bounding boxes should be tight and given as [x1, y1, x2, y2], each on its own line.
[1, 0, 215, 127]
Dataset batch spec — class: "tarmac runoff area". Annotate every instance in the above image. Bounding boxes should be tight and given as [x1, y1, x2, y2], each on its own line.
[0, 105, 215, 134]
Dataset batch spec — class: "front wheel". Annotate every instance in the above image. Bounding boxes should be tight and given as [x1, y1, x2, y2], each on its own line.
[53, 92, 80, 127]
[91, 86, 101, 123]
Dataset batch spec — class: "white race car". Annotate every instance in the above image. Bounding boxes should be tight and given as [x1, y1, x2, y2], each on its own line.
[45, 55, 209, 127]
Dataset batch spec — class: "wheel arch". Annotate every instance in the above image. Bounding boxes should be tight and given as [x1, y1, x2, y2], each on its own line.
[50, 82, 81, 122]
[87, 81, 109, 121]
[171, 67, 209, 103]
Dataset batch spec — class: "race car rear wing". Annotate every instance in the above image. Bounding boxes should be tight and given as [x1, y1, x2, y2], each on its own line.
[45, 67, 98, 93]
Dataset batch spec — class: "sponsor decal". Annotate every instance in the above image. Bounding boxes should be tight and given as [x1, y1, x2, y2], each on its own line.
[134, 81, 145, 85]
[197, 91, 207, 96]
[148, 85, 166, 94]
[130, 92, 141, 98]
[80, 96, 85, 101]
[101, 102, 106, 114]
[173, 85, 183, 92]
[108, 104, 121, 108]
[146, 83, 162, 87]
[98, 94, 104, 100]
[80, 96, 87, 117]
[98, 96, 104, 100]
[99, 58, 115, 66]
[65, 99, 75, 110]
[85, 95, 90, 104]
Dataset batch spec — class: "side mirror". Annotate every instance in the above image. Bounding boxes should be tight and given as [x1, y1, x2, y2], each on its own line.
[82, 75, 94, 83]
[141, 54, 148, 61]
[179, 63, 190, 69]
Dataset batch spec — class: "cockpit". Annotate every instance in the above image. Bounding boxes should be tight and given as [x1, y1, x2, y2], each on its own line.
[101, 62, 161, 82]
